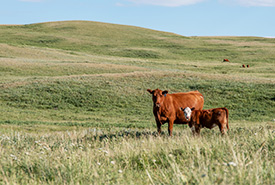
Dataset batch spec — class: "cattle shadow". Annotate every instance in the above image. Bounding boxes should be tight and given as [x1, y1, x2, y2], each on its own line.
[83, 125, 275, 142]
[83, 129, 187, 142]
[90, 130, 161, 141]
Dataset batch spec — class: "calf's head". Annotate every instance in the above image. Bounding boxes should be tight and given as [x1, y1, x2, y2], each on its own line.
[180, 107, 195, 121]
[147, 88, 168, 108]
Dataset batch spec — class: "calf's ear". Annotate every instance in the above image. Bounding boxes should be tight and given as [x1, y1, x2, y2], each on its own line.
[147, 89, 153, 94]
[191, 107, 195, 111]
[180, 107, 184, 111]
[162, 90, 168, 95]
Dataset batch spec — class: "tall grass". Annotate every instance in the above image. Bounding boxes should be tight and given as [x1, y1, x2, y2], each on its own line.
[0, 126, 274, 184]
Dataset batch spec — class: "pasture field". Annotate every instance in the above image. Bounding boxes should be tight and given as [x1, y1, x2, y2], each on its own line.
[0, 21, 274, 184]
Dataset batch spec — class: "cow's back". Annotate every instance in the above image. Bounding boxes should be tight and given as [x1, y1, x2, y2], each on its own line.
[171, 91, 204, 110]
[168, 91, 204, 124]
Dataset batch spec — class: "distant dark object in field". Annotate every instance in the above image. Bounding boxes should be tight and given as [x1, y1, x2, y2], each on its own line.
[147, 88, 204, 136]
[180, 107, 229, 135]
[247, 65, 250, 68]
[223, 59, 230, 62]
[242, 64, 245, 68]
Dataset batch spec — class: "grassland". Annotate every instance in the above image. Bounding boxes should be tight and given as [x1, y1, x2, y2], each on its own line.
[0, 21, 274, 184]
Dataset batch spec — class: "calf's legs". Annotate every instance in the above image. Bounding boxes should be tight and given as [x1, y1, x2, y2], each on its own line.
[219, 123, 228, 135]
[191, 124, 201, 136]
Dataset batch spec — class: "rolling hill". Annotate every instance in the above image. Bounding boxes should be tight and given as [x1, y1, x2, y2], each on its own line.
[0, 20, 274, 184]
[0, 20, 274, 126]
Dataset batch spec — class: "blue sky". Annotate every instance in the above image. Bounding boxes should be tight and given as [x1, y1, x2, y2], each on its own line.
[1, 0, 275, 37]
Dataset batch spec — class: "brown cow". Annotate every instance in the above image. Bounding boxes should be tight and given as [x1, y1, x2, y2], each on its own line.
[242, 64, 245, 68]
[223, 59, 230, 62]
[180, 107, 229, 135]
[247, 65, 250, 68]
[147, 89, 204, 136]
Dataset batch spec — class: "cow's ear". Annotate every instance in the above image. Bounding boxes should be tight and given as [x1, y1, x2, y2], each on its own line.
[191, 107, 195, 111]
[147, 89, 153, 94]
[162, 90, 168, 95]
[180, 107, 184, 111]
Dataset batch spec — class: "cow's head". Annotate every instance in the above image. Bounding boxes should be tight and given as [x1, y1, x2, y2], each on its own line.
[180, 107, 195, 121]
[147, 88, 168, 108]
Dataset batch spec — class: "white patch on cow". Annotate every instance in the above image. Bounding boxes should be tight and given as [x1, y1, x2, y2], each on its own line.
[183, 107, 192, 121]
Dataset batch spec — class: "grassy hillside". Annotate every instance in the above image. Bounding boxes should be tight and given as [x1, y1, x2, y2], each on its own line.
[0, 21, 274, 125]
[0, 21, 274, 184]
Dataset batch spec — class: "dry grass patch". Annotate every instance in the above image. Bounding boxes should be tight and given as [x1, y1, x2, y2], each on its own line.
[0, 44, 80, 61]
[204, 38, 275, 47]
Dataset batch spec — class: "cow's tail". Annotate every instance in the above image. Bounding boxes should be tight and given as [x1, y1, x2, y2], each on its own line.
[224, 107, 229, 131]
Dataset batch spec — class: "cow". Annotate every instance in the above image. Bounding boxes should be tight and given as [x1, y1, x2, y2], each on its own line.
[242, 64, 245, 68]
[223, 59, 230, 62]
[147, 89, 204, 136]
[180, 107, 229, 136]
[247, 65, 250, 68]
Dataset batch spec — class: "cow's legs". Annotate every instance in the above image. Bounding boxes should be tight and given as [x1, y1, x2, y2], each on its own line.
[155, 118, 162, 135]
[168, 120, 174, 136]
[157, 122, 162, 135]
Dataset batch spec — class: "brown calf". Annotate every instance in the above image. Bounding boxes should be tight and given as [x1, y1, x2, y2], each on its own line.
[147, 89, 204, 136]
[180, 107, 229, 135]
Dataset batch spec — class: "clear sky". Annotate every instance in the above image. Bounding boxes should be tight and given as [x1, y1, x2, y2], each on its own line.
[1, 0, 275, 37]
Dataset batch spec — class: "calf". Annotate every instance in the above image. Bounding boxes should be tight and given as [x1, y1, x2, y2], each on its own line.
[180, 107, 229, 135]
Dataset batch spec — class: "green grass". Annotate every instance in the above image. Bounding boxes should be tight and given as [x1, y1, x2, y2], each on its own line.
[1, 74, 274, 125]
[0, 21, 274, 184]
[0, 126, 274, 184]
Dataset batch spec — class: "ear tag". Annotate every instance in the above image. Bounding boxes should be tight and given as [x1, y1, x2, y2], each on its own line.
[164, 94, 167, 97]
